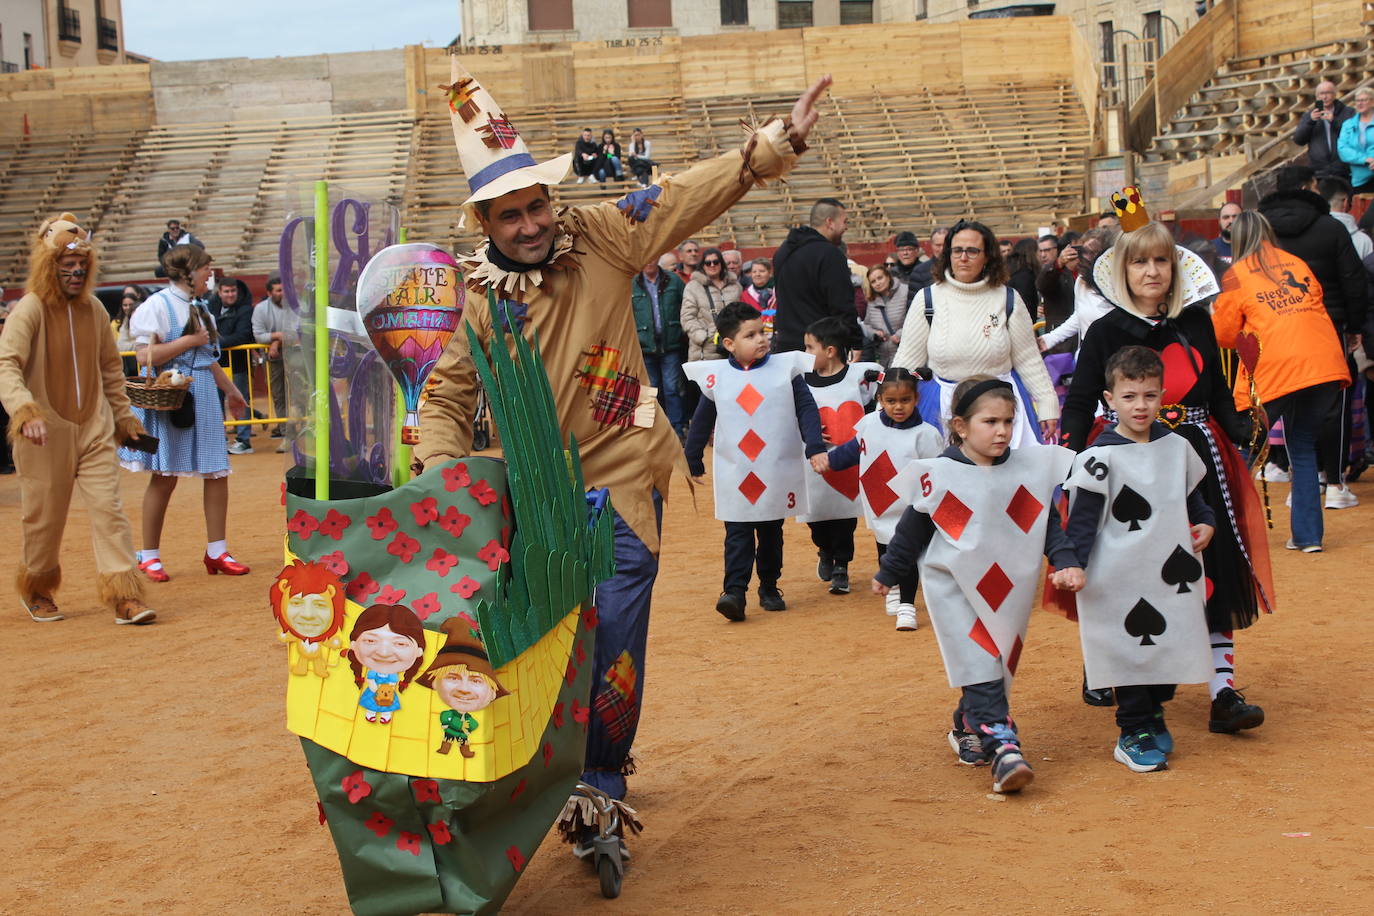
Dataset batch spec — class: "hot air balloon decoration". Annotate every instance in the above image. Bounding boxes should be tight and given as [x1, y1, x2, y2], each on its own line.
[355, 243, 464, 445]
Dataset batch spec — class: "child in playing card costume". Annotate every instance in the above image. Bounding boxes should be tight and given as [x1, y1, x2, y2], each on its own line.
[0, 213, 157, 624]
[874, 376, 1081, 793]
[1057, 347, 1217, 773]
[821, 366, 943, 631]
[684, 303, 829, 621]
[1061, 216, 1274, 737]
[798, 316, 883, 598]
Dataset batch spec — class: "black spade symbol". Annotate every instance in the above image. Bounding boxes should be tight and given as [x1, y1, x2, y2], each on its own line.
[1160, 544, 1203, 594]
[1111, 486, 1153, 532]
[1124, 598, 1167, 646]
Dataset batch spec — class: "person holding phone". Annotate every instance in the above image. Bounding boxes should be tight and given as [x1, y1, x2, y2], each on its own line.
[0, 213, 158, 624]
[1294, 79, 1354, 180]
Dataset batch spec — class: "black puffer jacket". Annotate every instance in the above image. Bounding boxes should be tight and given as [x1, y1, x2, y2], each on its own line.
[1257, 189, 1366, 334]
[772, 225, 862, 352]
[208, 278, 257, 368]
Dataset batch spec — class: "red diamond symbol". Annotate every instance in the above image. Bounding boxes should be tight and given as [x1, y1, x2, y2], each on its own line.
[969, 619, 998, 657]
[976, 563, 1013, 611]
[932, 491, 972, 540]
[738, 429, 766, 462]
[860, 451, 899, 516]
[1007, 634, 1025, 675]
[1005, 485, 1043, 534]
[736, 384, 764, 415]
[738, 472, 767, 504]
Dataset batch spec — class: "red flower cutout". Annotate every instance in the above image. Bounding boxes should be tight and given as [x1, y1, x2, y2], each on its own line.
[388, 531, 421, 563]
[456, 611, 479, 632]
[411, 496, 439, 527]
[316, 801, 327, 825]
[396, 831, 422, 856]
[500, 525, 511, 549]
[428, 821, 453, 845]
[565, 660, 578, 686]
[582, 606, 599, 630]
[468, 480, 498, 506]
[551, 702, 565, 728]
[506, 845, 526, 872]
[347, 571, 379, 602]
[287, 510, 320, 539]
[441, 463, 471, 491]
[365, 506, 399, 540]
[426, 548, 459, 577]
[437, 506, 471, 538]
[318, 508, 352, 540]
[364, 811, 394, 838]
[413, 778, 441, 804]
[501, 495, 511, 519]
[541, 742, 553, 767]
[279, 481, 286, 507]
[342, 770, 372, 804]
[572, 698, 590, 726]
[411, 592, 441, 621]
[575, 641, 586, 665]
[477, 539, 510, 571]
[450, 576, 480, 599]
[377, 584, 407, 605]
[509, 778, 527, 800]
[320, 550, 348, 576]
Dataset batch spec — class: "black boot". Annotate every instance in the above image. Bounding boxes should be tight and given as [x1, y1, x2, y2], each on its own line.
[758, 584, 787, 612]
[816, 551, 834, 581]
[829, 564, 850, 595]
[715, 591, 746, 622]
[1083, 671, 1115, 707]
[1209, 687, 1264, 733]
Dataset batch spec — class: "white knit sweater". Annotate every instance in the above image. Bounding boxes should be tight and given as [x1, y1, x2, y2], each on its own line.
[891, 275, 1060, 420]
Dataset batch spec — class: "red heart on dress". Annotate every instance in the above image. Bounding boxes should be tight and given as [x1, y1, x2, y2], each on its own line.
[1159, 342, 1204, 403]
[1234, 331, 1261, 376]
[1224, 653, 1234, 665]
[818, 403, 864, 499]
[1205, 576, 1214, 601]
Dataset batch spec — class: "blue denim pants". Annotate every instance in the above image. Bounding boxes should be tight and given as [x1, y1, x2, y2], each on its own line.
[1268, 381, 1341, 547]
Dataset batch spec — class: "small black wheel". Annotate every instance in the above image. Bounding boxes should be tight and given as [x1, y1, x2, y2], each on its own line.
[472, 424, 490, 452]
[597, 855, 622, 899]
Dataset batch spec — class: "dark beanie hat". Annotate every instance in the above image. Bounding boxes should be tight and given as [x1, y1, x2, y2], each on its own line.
[894, 231, 919, 248]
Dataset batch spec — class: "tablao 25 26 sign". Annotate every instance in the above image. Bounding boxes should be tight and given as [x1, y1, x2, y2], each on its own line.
[356, 244, 465, 446]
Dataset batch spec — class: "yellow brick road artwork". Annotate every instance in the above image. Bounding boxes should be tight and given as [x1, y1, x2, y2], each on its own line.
[284, 590, 580, 782]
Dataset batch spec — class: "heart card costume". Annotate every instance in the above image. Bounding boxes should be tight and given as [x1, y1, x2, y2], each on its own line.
[797, 361, 881, 522]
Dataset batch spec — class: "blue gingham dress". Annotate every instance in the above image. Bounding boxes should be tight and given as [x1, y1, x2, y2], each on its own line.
[118, 289, 230, 478]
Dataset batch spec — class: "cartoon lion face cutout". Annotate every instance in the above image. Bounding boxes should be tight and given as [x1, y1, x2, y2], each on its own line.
[271, 560, 347, 677]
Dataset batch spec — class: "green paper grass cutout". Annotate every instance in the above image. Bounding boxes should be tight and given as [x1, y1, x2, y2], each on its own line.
[468, 310, 616, 668]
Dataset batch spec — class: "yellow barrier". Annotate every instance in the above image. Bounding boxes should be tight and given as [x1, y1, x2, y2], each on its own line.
[120, 342, 293, 431]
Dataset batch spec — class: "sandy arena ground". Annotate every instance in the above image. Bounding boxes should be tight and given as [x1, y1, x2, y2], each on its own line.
[1, 445, 1371, 914]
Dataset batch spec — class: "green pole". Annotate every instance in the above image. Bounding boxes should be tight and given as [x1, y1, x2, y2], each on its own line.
[313, 180, 330, 501]
[393, 225, 412, 487]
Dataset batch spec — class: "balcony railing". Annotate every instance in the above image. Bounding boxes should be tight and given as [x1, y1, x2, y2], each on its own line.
[58, 6, 81, 42]
[98, 16, 118, 51]
[1, 61, 19, 74]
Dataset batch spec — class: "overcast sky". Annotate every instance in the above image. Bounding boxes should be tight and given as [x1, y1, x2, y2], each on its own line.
[122, 1, 462, 61]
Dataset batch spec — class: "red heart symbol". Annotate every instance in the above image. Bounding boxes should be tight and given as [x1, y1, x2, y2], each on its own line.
[1205, 577, 1215, 601]
[1159, 343, 1203, 403]
[1234, 331, 1261, 376]
[818, 403, 864, 499]
[1224, 653, 1234, 665]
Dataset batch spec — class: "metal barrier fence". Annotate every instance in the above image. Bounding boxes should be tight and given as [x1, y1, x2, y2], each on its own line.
[120, 342, 293, 431]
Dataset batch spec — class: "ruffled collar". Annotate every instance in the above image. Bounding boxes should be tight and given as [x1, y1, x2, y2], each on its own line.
[460, 218, 581, 302]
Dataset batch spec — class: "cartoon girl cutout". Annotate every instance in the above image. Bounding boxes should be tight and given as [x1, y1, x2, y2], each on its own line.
[347, 603, 427, 724]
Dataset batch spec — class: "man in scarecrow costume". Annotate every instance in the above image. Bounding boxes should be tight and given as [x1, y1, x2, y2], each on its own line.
[0, 213, 157, 625]
[416, 63, 829, 802]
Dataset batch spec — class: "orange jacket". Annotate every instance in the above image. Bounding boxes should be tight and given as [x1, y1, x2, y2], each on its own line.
[1212, 243, 1350, 408]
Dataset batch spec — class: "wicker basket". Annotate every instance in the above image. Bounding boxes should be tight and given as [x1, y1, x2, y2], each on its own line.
[126, 365, 187, 411]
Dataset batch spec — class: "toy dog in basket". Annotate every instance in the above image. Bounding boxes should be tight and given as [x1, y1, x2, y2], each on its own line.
[273, 325, 626, 915]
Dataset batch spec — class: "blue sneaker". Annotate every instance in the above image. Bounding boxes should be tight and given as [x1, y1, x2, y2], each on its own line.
[1151, 714, 1174, 755]
[1115, 731, 1168, 773]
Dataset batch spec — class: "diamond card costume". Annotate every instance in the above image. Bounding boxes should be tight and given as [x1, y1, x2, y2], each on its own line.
[683, 351, 814, 522]
[851, 411, 945, 542]
[907, 444, 1074, 688]
[1066, 434, 1215, 690]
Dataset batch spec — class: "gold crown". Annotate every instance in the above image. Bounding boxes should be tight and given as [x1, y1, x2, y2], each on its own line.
[1110, 186, 1150, 232]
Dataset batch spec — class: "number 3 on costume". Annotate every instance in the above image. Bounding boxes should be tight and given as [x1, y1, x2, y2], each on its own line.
[787, 492, 796, 508]
[705, 374, 716, 389]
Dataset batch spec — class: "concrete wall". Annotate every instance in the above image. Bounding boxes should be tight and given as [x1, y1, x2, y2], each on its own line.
[151, 48, 407, 124]
[0, 0, 49, 69]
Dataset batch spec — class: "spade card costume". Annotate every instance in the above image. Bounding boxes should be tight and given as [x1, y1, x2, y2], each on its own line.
[901, 444, 1075, 688]
[797, 362, 881, 522]
[684, 351, 816, 522]
[1064, 430, 1215, 690]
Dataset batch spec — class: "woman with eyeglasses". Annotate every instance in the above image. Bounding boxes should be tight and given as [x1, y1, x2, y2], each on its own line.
[891, 220, 1060, 445]
[118, 244, 251, 582]
[681, 246, 743, 362]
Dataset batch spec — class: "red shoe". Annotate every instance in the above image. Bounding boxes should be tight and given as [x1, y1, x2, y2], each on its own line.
[138, 559, 170, 583]
[204, 552, 250, 576]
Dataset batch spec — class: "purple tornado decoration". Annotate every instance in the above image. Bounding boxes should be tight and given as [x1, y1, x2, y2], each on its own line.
[355, 244, 465, 445]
